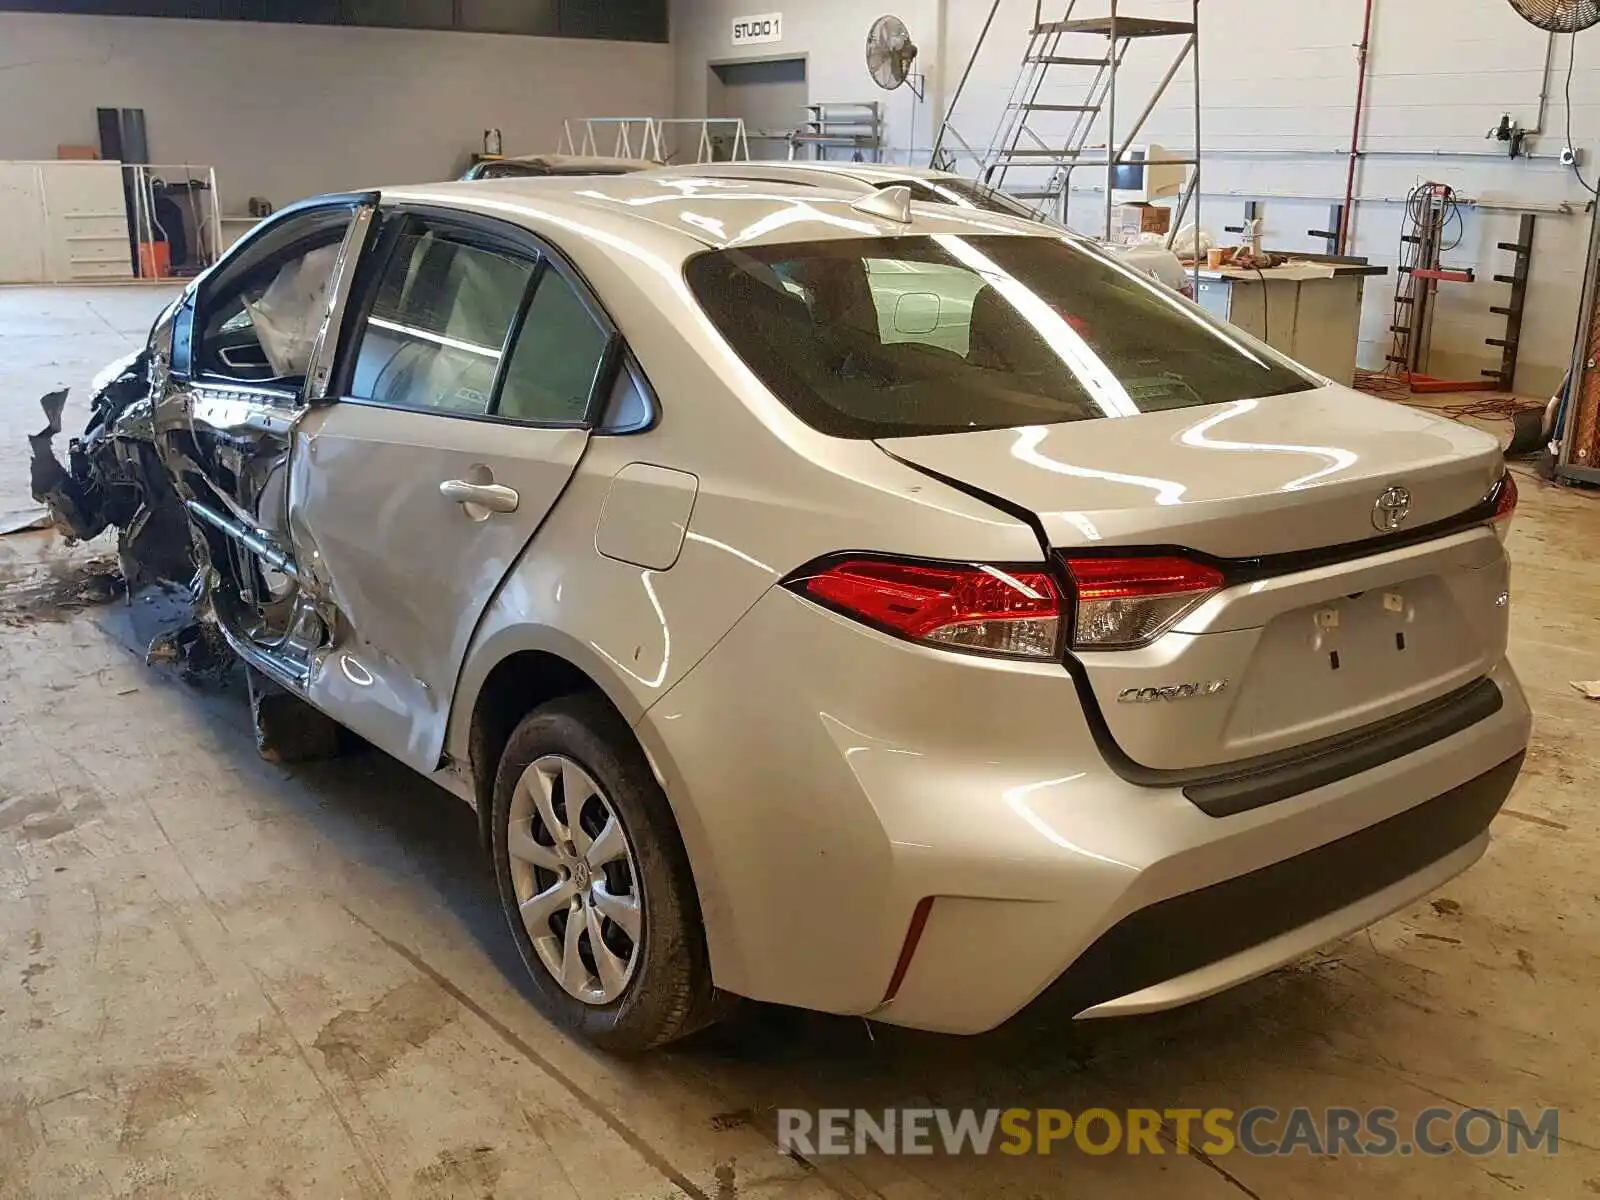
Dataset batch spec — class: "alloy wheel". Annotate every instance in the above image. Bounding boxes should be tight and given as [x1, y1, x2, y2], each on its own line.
[506, 753, 644, 1004]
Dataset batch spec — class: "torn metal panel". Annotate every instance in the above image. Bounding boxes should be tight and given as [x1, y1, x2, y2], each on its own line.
[28, 387, 104, 541]
[28, 359, 198, 589]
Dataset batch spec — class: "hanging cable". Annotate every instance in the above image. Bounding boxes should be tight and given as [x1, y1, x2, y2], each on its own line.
[1566, 33, 1599, 196]
[1403, 395, 1544, 420]
[1438, 189, 1464, 252]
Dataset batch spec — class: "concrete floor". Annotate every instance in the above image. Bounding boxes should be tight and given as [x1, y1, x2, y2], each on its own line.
[3, 285, 1600, 1199]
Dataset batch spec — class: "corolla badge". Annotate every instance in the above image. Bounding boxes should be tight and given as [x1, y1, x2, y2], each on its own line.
[1372, 485, 1412, 532]
[1118, 680, 1229, 703]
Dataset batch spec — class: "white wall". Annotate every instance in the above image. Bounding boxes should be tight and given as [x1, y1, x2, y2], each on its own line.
[671, 0, 1600, 394]
[670, 0, 951, 160]
[0, 12, 673, 210]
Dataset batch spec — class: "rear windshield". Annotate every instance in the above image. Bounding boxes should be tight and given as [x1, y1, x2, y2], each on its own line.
[685, 234, 1313, 439]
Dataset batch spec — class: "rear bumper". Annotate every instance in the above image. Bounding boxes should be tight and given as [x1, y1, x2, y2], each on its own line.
[1067, 751, 1520, 1017]
[638, 588, 1532, 1034]
[876, 749, 1526, 1035]
[1181, 675, 1505, 817]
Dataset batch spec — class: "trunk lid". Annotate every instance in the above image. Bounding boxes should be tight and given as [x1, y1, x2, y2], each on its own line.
[876, 388, 1503, 559]
[878, 388, 1512, 772]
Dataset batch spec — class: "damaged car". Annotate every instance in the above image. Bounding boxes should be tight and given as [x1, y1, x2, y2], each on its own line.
[29, 175, 1530, 1053]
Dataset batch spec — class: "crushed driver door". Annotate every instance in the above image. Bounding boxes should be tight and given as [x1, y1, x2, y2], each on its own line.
[162, 195, 378, 680]
[287, 208, 616, 773]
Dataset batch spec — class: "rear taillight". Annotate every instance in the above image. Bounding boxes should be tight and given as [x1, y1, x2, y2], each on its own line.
[1490, 472, 1518, 536]
[1061, 555, 1224, 649]
[789, 556, 1062, 659]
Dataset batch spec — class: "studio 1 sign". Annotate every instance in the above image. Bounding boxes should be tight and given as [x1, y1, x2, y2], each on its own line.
[731, 12, 783, 44]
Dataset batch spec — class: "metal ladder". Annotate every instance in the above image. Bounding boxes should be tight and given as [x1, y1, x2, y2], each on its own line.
[932, 1, 1201, 243]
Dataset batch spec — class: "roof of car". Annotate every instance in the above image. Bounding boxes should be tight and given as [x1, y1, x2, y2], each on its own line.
[381, 173, 1051, 256]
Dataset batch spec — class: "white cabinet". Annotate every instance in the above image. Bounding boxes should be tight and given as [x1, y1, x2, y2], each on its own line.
[0, 165, 48, 283]
[0, 161, 132, 284]
[1193, 268, 1379, 387]
[42, 162, 133, 281]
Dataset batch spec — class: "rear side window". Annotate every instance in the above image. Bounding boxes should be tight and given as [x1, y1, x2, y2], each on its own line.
[685, 234, 1313, 439]
[350, 230, 533, 415]
[498, 268, 611, 424]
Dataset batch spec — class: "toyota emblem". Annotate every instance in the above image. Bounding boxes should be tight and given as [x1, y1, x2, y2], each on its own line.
[1372, 485, 1412, 532]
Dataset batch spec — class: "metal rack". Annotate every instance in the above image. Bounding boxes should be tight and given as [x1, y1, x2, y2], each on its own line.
[1485, 215, 1537, 393]
[932, 1, 1201, 244]
[1385, 184, 1470, 388]
[556, 117, 751, 164]
[1381, 183, 1531, 395]
[558, 117, 659, 160]
[788, 102, 883, 161]
[126, 163, 223, 279]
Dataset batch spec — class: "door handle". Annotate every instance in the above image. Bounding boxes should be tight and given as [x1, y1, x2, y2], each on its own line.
[439, 478, 519, 515]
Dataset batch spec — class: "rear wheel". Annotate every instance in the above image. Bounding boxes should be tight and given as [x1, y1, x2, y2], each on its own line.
[490, 692, 720, 1052]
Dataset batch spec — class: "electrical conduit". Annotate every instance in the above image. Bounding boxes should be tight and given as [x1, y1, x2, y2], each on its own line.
[1338, 0, 1377, 254]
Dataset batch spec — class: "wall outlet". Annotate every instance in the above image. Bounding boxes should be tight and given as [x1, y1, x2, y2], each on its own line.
[1562, 146, 1583, 167]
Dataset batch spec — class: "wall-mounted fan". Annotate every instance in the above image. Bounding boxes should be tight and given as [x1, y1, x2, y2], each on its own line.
[1507, 0, 1600, 31]
[867, 14, 923, 98]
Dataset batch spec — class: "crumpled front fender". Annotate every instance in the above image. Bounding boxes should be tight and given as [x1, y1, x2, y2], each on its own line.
[26, 349, 193, 585]
[28, 385, 107, 541]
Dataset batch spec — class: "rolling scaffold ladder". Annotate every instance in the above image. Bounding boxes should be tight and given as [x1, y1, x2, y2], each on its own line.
[931, 0, 1202, 247]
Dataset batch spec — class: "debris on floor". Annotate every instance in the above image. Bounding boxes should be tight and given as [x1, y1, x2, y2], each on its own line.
[144, 611, 236, 687]
[1571, 680, 1600, 700]
[0, 546, 124, 626]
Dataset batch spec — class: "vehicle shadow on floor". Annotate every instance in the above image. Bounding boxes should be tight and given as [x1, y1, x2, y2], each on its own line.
[131, 636, 1372, 1115]
[287, 728, 1364, 1104]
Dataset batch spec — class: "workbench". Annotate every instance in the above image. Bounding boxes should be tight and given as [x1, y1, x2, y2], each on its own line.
[1192, 261, 1388, 387]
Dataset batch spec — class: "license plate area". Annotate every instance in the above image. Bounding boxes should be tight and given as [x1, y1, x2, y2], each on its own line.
[1309, 585, 1431, 673]
[1223, 577, 1482, 754]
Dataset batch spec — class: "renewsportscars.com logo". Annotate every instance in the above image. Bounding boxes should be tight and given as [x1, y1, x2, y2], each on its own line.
[777, 1107, 1561, 1158]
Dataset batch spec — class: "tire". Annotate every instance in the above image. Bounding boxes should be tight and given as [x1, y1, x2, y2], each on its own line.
[490, 692, 721, 1052]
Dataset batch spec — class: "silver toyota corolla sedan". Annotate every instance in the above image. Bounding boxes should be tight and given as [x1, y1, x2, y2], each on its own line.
[29, 174, 1530, 1052]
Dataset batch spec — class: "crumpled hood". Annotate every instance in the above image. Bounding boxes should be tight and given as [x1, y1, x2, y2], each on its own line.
[90, 348, 144, 395]
[876, 386, 1504, 558]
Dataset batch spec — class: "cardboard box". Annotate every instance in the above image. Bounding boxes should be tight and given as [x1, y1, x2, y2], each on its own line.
[56, 144, 100, 160]
[1114, 203, 1171, 239]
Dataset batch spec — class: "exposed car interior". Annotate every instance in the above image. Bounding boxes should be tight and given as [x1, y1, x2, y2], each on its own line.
[195, 217, 352, 384]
